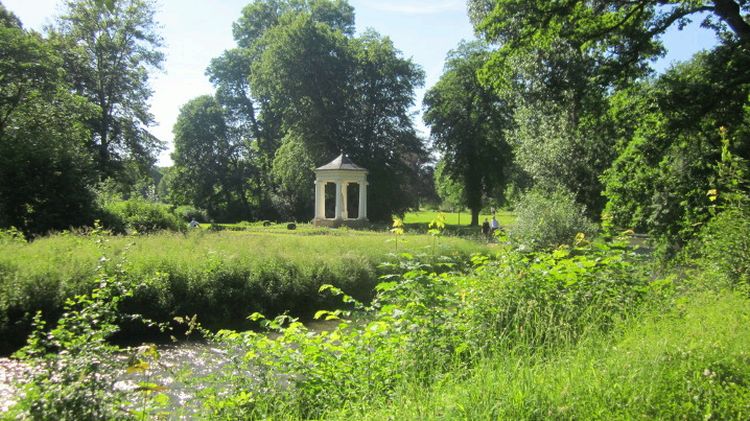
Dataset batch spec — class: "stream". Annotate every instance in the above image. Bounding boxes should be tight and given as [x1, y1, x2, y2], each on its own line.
[0, 319, 340, 415]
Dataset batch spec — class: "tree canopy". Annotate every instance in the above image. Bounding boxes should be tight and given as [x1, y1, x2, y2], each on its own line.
[202, 0, 426, 221]
[50, 0, 165, 184]
[169, 96, 255, 221]
[470, 0, 750, 91]
[0, 4, 99, 234]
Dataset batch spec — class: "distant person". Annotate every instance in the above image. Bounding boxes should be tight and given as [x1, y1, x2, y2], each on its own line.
[481, 218, 490, 236]
[490, 215, 499, 234]
[189, 218, 199, 229]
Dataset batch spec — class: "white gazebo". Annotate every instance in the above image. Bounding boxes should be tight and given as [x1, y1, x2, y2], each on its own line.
[313, 154, 368, 227]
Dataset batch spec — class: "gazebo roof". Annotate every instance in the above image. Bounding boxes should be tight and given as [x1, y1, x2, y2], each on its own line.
[315, 154, 366, 171]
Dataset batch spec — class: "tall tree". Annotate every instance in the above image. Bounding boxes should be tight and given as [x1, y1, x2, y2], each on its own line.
[208, 0, 356, 170]
[346, 30, 427, 220]
[50, 0, 164, 183]
[208, 0, 426, 221]
[0, 5, 98, 234]
[423, 41, 512, 226]
[169, 95, 254, 221]
[469, 2, 628, 216]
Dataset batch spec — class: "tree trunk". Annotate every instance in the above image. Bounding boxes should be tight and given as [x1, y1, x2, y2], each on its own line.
[470, 207, 479, 226]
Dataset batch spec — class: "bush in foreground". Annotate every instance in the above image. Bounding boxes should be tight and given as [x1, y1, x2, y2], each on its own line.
[510, 187, 598, 250]
[688, 206, 750, 291]
[100, 199, 184, 234]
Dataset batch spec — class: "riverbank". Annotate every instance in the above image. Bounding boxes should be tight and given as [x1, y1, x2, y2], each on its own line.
[0, 228, 486, 354]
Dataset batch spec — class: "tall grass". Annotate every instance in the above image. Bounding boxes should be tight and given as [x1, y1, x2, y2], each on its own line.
[162, 238, 661, 419]
[0, 229, 485, 353]
[337, 290, 750, 420]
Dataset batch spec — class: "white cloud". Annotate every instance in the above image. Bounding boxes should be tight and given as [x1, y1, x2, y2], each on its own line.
[359, 0, 465, 15]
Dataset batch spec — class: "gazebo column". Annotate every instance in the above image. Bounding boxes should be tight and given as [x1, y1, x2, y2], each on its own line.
[334, 181, 343, 221]
[358, 181, 368, 220]
[314, 180, 321, 220]
[341, 182, 349, 219]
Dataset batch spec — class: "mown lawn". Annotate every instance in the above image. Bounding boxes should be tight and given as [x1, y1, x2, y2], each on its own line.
[404, 210, 516, 227]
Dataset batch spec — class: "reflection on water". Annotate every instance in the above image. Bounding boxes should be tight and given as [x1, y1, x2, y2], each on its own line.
[0, 319, 342, 415]
[0, 358, 25, 412]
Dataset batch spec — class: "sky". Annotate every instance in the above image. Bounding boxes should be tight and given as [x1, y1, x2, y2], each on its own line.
[3, 0, 719, 167]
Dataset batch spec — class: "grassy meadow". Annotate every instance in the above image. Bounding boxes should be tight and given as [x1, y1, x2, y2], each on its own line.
[332, 290, 750, 420]
[0, 223, 486, 353]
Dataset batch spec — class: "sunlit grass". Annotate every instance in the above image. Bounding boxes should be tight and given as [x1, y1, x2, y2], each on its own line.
[0, 229, 488, 352]
[404, 210, 515, 227]
[331, 290, 750, 420]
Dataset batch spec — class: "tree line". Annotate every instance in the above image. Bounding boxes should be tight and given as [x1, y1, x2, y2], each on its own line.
[427, 0, 749, 251]
[166, 0, 428, 222]
[1, 0, 164, 235]
[2, 0, 749, 252]
[0, 0, 433, 235]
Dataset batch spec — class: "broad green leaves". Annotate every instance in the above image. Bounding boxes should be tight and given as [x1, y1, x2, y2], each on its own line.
[170, 95, 254, 221]
[0, 10, 99, 235]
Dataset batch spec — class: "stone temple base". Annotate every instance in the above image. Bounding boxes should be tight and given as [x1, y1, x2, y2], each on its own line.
[313, 218, 369, 228]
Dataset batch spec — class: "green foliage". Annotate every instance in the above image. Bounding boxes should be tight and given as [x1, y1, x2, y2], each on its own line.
[0, 227, 26, 245]
[710, 128, 750, 211]
[207, 1, 427, 222]
[173, 205, 208, 223]
[390, 216, 405, 252]
[0, 230, 485, 353]
[341, 290, 750, 420]
[51, 0, 165, 181]
[602, 44, 750, 248]
[688, 206, 750, 291]
[510, 187, 598, 250]
[6, 227, 750, 419]
[424, 41, 512, 225]
[469, 2, 621, 218]
[510, 95, 615, 216]
[8, 263, 163, 420]
[170, 95, 255, 222]
[471, 0, 750, 90]
[433, 159, 464, 211]
[102, 199, 184, 234]
[172, 238, 654, 418]
[0, 10, 99, 236]
[270, 133, 316, 220]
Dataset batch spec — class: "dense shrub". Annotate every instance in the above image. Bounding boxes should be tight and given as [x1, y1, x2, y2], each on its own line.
[688, 206, 750, 290]
[101, 199, 184, 233]
[510, 187, 598, 249]
[462, 239, 654, 353]
[173, 205, 208, 223]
